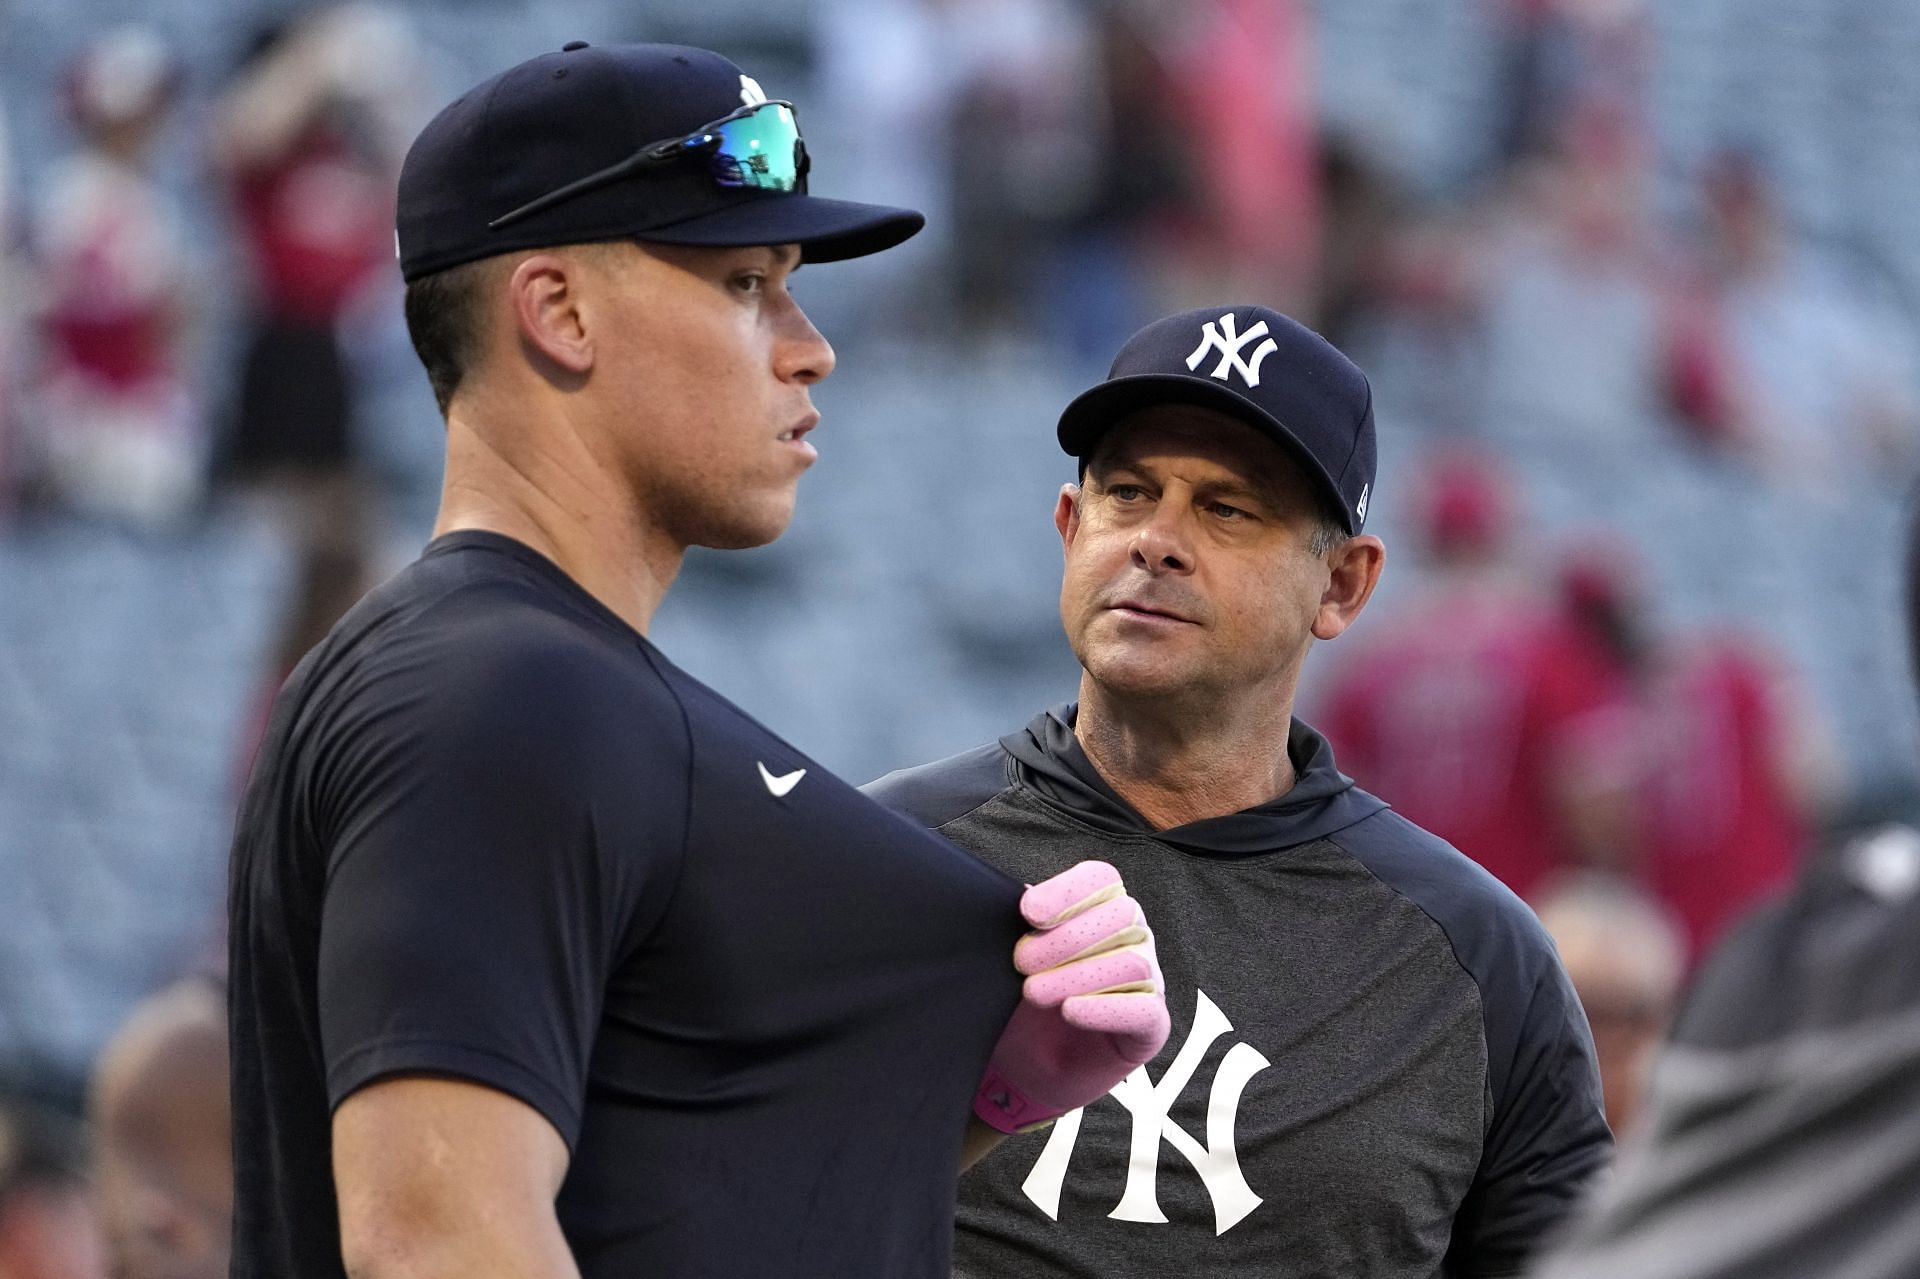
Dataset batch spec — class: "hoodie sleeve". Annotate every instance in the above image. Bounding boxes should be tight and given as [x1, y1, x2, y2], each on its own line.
[1444, 957, 1612, 1275]
[1330, 810, 1612, 1275]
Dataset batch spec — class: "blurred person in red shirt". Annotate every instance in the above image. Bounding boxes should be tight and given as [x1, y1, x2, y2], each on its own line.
[1534, 596, 1920, 1279]
[28, 26, 197, 529]
[1137, 0, 1320, 317]
[1559, 545, 1823, 960]
[0, 1100, 106, 1279]
[1317, 452, 1632, 900]
[209, 5, 420, 678]
[1643, 638, 1812, 955]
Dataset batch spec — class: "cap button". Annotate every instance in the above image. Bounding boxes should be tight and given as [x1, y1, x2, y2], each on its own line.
[561, 40, 589, 51]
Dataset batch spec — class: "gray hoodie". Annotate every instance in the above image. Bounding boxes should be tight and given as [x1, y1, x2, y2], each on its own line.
[869, 705, 1610, 1278]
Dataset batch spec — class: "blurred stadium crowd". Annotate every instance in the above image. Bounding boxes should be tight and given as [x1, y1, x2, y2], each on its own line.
[4, 0, 1920, 1274]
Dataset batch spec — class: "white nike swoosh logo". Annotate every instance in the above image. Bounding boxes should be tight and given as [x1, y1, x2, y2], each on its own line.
[758, 761, 807, 798]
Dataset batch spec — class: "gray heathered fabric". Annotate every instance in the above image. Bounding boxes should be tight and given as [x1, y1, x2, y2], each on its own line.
[1533, 824, 1920, 1279]
[1535, 1019, 1920, 1279]
[940, 785, 1490, 1278]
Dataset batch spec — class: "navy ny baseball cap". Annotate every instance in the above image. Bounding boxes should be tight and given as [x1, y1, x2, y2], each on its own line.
[1058, 306, 1377, 535]
[396, 42, 924, 281]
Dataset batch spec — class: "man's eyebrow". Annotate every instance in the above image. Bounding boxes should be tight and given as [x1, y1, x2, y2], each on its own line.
[1195, 475, 1283, 507]
[1088, 451, 1152, 480]
[1089, 454, 1282, 506]
[770, 244, 802, 271]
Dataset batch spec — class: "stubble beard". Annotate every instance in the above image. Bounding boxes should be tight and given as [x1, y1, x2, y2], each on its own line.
[632, 447, 801, 552]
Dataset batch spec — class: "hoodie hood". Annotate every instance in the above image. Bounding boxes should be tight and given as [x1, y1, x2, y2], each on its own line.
[998, 703, 1388, 857]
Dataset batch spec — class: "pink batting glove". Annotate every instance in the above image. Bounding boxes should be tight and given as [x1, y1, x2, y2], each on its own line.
[974, 861, 1171, 1134]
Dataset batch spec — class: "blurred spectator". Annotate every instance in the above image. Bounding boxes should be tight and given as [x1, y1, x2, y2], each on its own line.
[1530, 502, 1920, 1277]
[1532, 873, 1686, 1138]
[1312, 129, 1411, 350]
[1355, 95, 1679, 450]
[87, 978, 229, 1279]
[0, 1099, 106, 1279]
[25, 26, 198, 529]
[208, 4, 416, 680]
[1342, 207, 1490, 437]
[1473, 100, 1679, 448]
[938, 0, 1111, 342]
[935, 0, 1321, 354]
[1533, 800, 1920, 1278]
[1559, 544, 1822, 959]
[1147, 0, 1321, 316]
[1638, 634, 1817, 957]
[1488, 0, 1652, 172]
[0, 89, 20, 512]
[1317, 452, 1632, 900]
[1665, 149, 1920, 492]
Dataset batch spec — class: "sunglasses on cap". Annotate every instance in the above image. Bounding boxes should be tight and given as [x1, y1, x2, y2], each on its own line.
[487, 99, 810, 231]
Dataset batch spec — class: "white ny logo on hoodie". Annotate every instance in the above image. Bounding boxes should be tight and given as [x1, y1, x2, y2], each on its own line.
[1020, 989, 1271, 1236]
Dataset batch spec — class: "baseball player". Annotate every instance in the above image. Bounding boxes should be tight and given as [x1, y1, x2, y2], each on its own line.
[226, 43, 1169, 1279]
[869, 306, 1612, 1276]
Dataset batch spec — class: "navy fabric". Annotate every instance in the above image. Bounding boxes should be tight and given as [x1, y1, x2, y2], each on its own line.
[1325, 808, 1608, 1274]
[228, 531, 1024, 1278]
[397, 42, 922, 279]
[1055, 307, 1377, 533]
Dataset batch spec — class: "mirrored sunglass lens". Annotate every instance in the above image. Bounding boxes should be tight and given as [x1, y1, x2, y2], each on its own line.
[708, 104, 803, 191]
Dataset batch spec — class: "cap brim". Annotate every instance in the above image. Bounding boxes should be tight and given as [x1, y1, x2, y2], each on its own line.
[1057, 373, 1356, 533]
[632, 193, 924, 263]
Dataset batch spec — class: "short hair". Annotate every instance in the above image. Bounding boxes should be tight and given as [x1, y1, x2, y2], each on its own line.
[1532, 873, 1687, 1014]
[1306, 519, 1347, 558]
[404, 242, 634, 416]
[403, 256, 498, 417]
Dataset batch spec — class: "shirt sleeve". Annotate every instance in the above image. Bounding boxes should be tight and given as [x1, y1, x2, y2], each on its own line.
[1447, 956, 1613, 1277]
[312, 622, 687, 1149]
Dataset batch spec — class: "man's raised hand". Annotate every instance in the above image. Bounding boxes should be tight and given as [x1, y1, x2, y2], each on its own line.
[974, 861, 1171, 1133]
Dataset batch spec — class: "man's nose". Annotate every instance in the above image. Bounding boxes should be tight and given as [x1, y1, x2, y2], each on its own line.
[1129, 519, 1192, 574]
[777, 297, 836, 385]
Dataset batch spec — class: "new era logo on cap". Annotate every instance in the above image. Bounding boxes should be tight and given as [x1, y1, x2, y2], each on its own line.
[1055, 305, 1378, 535]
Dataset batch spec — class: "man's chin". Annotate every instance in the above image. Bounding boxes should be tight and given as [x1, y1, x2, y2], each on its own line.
[688, 496, 798, 551]
[1078, 650, 1202, 702]
[697, 522, 788, 552]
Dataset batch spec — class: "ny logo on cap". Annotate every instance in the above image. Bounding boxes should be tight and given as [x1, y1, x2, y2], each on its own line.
[739, 74, 769, 107]
[1186, 313, 1279, 389]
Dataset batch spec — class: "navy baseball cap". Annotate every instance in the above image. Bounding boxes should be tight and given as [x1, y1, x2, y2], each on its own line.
[1057, 306, 1377, 535]
[396, 42, 924, 282]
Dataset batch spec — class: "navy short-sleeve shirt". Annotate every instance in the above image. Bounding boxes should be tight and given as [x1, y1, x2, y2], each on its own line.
[228, 531, 1025, 1278]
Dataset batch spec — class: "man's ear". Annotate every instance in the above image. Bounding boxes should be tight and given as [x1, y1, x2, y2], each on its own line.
[1054, 483, 1083, 557]
[1312, 535, 1385, 641]
[507, 252, 594, 382]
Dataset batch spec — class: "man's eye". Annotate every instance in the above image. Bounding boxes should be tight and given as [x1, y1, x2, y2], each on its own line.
[1210, 503, 1247, 520]
[734, 273, 767, 295]
[1109, 484, 1145, 501]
